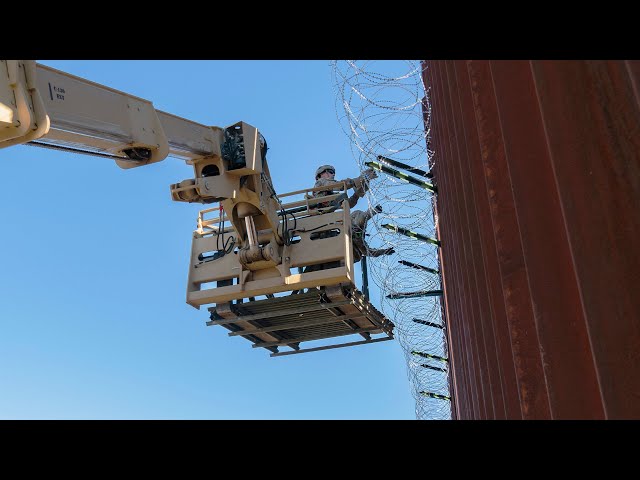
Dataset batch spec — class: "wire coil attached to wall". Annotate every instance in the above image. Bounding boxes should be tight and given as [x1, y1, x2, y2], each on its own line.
[331, 60, 451, 420]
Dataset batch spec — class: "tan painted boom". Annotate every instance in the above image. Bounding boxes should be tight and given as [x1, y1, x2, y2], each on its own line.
[0, 60, 394, 355]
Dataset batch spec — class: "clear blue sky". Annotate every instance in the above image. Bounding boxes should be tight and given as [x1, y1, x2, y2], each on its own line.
[0, 60, 416, 419]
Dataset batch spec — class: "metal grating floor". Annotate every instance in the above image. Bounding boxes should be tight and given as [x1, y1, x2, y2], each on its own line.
[207, 285, 394, 356]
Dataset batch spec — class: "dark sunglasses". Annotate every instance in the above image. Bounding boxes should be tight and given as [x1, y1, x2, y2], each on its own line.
[321, 169, 335, 175]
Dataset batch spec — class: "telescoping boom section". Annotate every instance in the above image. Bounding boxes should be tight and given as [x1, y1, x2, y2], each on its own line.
[0, 60, 394, 356]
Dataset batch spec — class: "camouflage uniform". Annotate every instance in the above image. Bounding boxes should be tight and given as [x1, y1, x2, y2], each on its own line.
[312, 173, 393, 263]
[350, 207, 394, 262]
[312, 177, 360, 209]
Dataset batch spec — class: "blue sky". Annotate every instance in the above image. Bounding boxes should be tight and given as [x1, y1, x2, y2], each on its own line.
[0, 60, 416, 419]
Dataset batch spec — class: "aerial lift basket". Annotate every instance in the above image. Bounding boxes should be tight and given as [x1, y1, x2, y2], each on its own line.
[187, 184, 395, 356]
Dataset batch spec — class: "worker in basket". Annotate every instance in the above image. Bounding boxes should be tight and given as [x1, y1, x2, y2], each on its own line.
[312, 164, 395, 263]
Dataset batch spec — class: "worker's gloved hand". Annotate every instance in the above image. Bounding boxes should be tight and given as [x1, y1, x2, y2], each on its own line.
[354, 168, 377, 197]
[362, 168, 378, 181]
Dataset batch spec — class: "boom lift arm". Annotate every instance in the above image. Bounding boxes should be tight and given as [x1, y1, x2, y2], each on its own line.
[1, 60, 281, 254]
[0, 60, 394, 356]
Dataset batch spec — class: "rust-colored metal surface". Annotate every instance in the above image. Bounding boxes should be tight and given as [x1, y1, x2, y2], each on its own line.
[423, 60, 640, 419]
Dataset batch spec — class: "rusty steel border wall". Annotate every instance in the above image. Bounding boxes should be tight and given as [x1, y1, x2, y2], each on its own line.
[422, 60, 640, 419]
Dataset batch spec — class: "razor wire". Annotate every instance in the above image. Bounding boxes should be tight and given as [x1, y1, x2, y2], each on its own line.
[330, 60, 451, 420]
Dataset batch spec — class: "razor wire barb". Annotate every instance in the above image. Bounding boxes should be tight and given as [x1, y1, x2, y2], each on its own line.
[330, 60, 451, 420]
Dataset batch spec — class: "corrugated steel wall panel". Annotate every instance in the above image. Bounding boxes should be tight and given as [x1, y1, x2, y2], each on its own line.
[423, 60, 640, 419]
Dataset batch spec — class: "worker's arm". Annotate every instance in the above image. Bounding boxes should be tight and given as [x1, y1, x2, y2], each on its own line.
[312, 167, 378, 210]
[345, 168, 378, 207]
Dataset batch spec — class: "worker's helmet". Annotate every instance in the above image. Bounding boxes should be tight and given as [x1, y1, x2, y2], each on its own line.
[315, 164, 336, 179]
